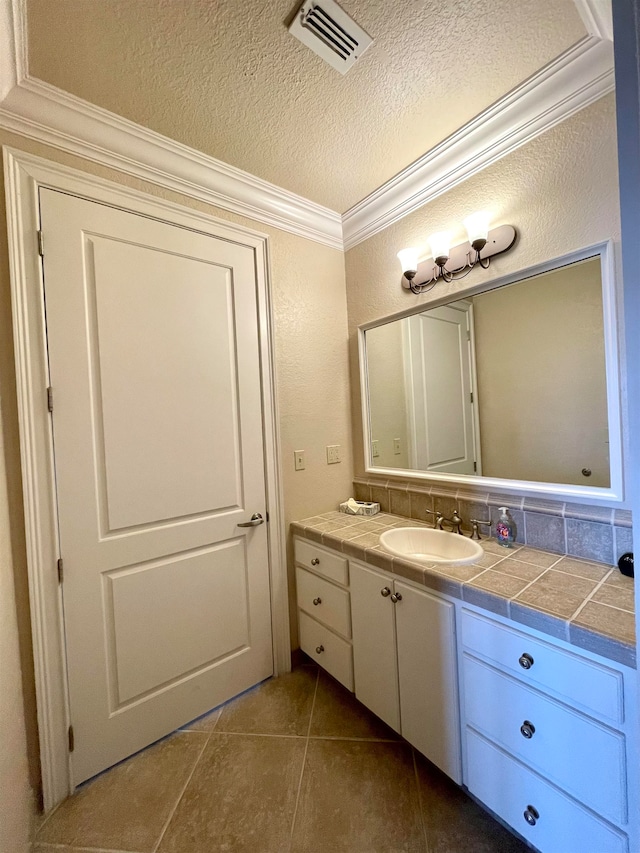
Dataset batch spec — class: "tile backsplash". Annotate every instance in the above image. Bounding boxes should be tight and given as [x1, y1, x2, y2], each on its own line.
[353, 477, 633, 567]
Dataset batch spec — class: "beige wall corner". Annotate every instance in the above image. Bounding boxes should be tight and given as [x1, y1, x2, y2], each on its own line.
[345, 94, 622, 492]
[0, 408, 32, 852]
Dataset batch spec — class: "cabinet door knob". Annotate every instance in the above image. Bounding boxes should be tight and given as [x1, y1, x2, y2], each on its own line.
[381, 586, 391, 597]
[390, 592, 403, 603]
[520, 720, 536, 739]
[315, 645, 324, 654]
[313, 597, 322, 606]
[311, 558, 320, 566]
[523, 805, 539, 826]
[519, 653, 534, 669]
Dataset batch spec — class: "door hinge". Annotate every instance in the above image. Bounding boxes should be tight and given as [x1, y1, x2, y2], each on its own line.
[68, 725, 75, 752]
[470, 391, 474, 404]
[47, 386, 53, 413]
[57, 558, 63, 583]
[37, 230, 44, 257]
[473, 461, 477, 472]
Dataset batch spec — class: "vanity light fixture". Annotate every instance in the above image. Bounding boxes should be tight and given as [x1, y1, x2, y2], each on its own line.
[398, 214, 517, 294]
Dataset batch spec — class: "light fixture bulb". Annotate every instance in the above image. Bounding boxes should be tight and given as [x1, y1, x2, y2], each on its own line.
[428, 232, 451, 265]
[397, 248, 420, 279]
[463, 211, 490, 251]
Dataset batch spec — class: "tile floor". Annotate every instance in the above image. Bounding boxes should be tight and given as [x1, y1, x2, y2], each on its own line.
[34, 661, 530, 852]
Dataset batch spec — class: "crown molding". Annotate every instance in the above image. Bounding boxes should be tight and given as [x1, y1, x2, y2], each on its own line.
[342, 36, 614, 250]
[0, 77, 344, 250]
[0, 1, 614, 253]
[573, 0, 613, 41]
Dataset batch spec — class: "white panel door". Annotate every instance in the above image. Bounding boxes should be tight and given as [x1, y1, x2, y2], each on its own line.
[406, 305, 477, 474]
[39, 188, 273, 784]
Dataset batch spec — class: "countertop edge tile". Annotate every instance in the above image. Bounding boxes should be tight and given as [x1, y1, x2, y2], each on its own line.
[292, 512, 635, 667]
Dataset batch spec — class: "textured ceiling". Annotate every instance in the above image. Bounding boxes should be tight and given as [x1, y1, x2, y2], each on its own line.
[27, 0, 586, 212]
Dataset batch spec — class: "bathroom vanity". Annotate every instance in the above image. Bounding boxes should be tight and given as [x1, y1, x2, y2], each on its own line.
[292, 513, 638, 853]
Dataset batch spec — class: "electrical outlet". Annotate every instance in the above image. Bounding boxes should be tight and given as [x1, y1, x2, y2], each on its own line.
[326, 444, 341, 464]
[371, 440, 380, 458]
[294, 450, 305, 471]
[393, 437, 401, 455]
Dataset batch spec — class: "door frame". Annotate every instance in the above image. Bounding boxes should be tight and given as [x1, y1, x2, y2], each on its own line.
[3, 146, 290, 811]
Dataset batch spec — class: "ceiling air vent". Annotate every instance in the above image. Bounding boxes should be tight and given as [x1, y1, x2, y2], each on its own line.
[288, 0, 373, 75]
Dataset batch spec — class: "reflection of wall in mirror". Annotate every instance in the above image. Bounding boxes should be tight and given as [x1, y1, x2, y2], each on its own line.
[366, 321, 410, 468]
[472, 258, 609, 486]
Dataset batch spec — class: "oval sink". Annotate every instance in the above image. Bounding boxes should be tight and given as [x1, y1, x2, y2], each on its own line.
[379, 527, 483, 566]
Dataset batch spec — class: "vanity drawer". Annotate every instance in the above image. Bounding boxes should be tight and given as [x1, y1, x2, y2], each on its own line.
[461, 609, 624, 725]
[296, 567, 351, 639]
[463, 655, 627, 823]
[298, 611, 354, 691]
[294, 538, 349, 586]
[466, 730, 628, 853]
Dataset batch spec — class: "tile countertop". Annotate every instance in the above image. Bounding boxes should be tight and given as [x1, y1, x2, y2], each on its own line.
[290, 511, 636, 669]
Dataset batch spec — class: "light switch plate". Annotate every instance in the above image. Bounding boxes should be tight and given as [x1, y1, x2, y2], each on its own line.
[294, 450, 305, 471]
[326, 445, 341, 464]
[372, 440, 380, 458]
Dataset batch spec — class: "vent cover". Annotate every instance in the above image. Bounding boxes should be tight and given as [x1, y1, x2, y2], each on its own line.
[288, 0, 373, 75]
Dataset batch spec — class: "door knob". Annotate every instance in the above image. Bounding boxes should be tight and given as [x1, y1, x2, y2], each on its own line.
[315, 645, 324, 654]
[313, 597, 322, 606]
[311, 558, 320, 566]
[520, 720, 536, 739]
[519, 653, 534, 670]
[381, 587, 391, 597]
[237, 513, 264, 527]
[390, 592, 403, 603]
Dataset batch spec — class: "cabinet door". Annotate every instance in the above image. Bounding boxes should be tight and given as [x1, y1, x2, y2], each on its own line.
[350, 562, 400, 732]
[396, 582, 461, 783]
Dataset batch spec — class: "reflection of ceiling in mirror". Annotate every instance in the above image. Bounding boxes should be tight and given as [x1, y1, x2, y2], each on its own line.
[365, 256, 611, 491]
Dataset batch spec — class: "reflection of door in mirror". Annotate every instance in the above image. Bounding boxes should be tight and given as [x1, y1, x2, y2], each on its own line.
[403, 303, 479, 475]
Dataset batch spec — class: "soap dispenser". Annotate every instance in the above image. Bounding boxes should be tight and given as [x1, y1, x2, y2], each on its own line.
[495, 507, 516, 548]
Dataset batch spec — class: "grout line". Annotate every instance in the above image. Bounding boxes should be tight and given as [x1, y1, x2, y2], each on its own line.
[206, 730, 306, 739]
[568, 569, 614, 622]
[412, 748, 430, 853]
[307, 734, 400, 742]
[151, 729, 210, 853]
[288, 667, 319, 850]
[32, 844, 146, 852]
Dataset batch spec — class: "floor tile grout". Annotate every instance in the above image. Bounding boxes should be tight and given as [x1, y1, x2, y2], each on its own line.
[412, 748, 430, 853]
[288, 667, 319, 851]
[150, 726, 211, 853]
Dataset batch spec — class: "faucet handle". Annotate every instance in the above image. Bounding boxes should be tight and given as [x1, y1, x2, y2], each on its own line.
[470, 518, 492, 540]
[425, 509, 439, 529]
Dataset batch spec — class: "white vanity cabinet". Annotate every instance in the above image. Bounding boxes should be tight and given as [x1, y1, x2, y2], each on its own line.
[460, 608, 637, 852]
[294, 538, 354, 690]
[349, 560, 462, 783]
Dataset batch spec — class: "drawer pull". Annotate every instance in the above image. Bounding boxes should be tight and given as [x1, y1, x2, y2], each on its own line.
[311, 557, 320, 566]
[520, 720, 536, 739]
[519, 653, 534, 670]
[381, 586, 391, 597]
[523, 805, 539, 827]
[315, 645, 325, 654]
[313, 597, 322, 606]
[390, 592, 403, 603]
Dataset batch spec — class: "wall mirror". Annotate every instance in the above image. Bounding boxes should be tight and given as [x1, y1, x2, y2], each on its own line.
[359, 242, 623, 501]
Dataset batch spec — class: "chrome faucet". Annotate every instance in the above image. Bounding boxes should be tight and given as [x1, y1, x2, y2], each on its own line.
[426, 508, 463, 534]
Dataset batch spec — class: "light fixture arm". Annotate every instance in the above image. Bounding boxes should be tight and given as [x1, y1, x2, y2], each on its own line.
[402, 225, 517, 294]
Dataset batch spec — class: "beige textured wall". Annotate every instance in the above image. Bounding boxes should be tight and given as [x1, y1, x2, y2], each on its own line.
[346, 95, 623, 501]
[473, 259, 608, 485]
[0, 129, 353, 840]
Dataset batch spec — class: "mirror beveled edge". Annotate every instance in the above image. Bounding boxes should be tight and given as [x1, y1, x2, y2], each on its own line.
[358, 240, 624, 502]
